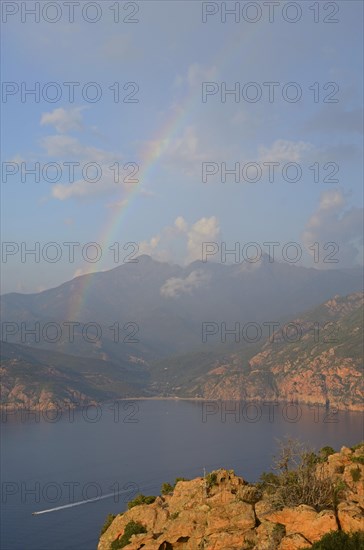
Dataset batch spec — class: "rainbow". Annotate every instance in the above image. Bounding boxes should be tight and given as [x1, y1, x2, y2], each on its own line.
[100, 96, 193, 249]
[67, 95, 194, 321]
[67, 23, 258, 321]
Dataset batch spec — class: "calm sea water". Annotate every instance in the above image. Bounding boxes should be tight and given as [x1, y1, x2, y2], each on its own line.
[1, 399, 363, 550]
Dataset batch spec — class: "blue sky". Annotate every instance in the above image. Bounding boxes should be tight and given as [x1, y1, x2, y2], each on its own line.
[1, 0, 363, 293]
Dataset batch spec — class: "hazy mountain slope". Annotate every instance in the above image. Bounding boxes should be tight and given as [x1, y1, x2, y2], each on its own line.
[1, 255, 362, 360]
[1, 292, 362, 410]
[0, 341, 149, 411]
[149, 293, 364, 410]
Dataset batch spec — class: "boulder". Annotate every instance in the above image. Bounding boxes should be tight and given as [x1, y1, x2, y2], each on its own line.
[337, 501, 364, 533]
[266, 505, 337, 543]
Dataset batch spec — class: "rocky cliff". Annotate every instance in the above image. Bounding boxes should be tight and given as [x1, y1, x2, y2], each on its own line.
[98, 444, 364, 550]
[0, 341, 146, 411]
[157, 293, 363, 411]
[2, 293, 363, 412]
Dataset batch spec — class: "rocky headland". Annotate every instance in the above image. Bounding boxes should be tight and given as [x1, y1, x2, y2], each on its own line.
[98, 443, 364, 550]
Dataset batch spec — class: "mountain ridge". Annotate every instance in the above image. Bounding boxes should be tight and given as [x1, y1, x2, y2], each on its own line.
[1, 291, 363, 411]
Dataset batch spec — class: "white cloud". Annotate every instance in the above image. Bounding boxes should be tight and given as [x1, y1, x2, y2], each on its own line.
[319, 190, 345, 210]
[186, 216, 220, 262]
[160, 270, 210, 298]
[51, 166, 135, 200]
[133, 216, 221, 265]
[174, 216, 188, 232]
[138, 236, 161, 256]
[41, 107, 85, 133]
[42, 135, 115, 164]
[41, 133, 134, 200]
[302, 190, 363, 268]
[258, 139, 312, 164]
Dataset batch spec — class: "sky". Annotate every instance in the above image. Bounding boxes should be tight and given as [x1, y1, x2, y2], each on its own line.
[1, 0, 363, 293]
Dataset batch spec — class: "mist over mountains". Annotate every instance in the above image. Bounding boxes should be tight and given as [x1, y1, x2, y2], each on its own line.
[1, 254, 362, 361]
[0, 255, 363, 411]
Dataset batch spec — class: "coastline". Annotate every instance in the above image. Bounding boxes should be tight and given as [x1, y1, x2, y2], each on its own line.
[1, 395, 363, 413]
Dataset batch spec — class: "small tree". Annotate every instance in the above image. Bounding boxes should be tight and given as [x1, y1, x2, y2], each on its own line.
[350, 467, 361, 482]
[161, 477, 189, 495]
[206, 472, 218, 489]
[127, 494, 156, 510]
[318, 446, 335, 462]
[161, 482, 174, 495]
[263, 438, 343, 511]
[303, 530, 364, 549]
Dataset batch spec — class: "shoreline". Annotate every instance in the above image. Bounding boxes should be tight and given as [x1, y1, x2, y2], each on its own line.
[1, 396, 363, 414]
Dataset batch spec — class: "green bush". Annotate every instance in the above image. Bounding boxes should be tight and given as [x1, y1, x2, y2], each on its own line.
[100, 514, 116, 536]
[332, 479, 347, 509]
[351, 442, 364, 452]
[111, 521, 147, 549]
[351, 455, 364, 465]
[257, 472, 280, 494]
[161, 482, 174, 495]
[303, 530, 364, 549]
[161, 477, 189, 495]
[318, 446, 335, 462]
[261, 439, 343, 511]
[303, 451, 319, 466]
[350, 467, 361, 482]
[206, 472, 218, 489]
[174, 476, 189, 485]
[127, 494, 156, 510]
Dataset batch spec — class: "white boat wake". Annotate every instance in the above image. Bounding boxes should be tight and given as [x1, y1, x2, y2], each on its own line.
[32, 488, 133, 515]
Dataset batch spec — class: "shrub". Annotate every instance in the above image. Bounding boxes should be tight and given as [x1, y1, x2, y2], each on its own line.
[350, 467, 361, 482]
[161, 482, 174, 495]
[351, 455, 364, 465]
[161, 477, 189, 495]
[263, 438, 342, 511]
[332, 479, 347, 509]
[100, 514, 116, 536]
[206, 472, 218, 489]
[303, 451, 320, 466]
[174, 476, 189, 485]
[318, 446, 335, 462]
[257, 472, 280, 494]
[303, 530, 364, 549]
[170, 511, 179, 520]
[111, 521, 147, 549]
[127, 494, 156, 510]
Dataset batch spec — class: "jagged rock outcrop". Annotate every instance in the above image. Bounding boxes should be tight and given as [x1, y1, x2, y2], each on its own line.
[98, 445, 364, 550]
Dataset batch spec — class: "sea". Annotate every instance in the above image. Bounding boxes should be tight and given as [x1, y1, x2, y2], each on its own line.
[1, 399, 363, 550]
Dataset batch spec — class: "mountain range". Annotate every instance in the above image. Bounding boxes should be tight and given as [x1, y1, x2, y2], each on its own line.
[0, 256, 363, 410]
